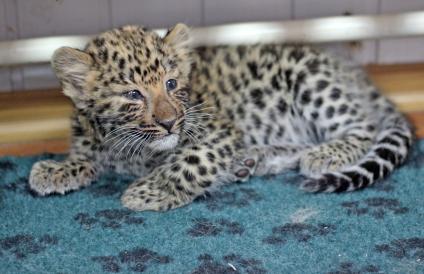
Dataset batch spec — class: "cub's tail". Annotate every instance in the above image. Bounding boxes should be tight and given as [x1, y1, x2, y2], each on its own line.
[301, 110, 414, 192]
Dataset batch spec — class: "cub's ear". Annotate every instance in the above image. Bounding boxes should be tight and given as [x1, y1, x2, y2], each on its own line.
[51, 47, 93, 98]
[163, 23, 191, 50]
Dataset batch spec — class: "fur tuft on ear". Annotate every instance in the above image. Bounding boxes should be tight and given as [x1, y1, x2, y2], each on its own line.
[163, 23, 191, 49]
[51, 47, 93, 99]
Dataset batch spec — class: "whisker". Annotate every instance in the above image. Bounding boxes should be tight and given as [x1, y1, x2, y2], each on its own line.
[184, 120, 207, 132]
[185, 114, 215, 120]
[104, 129, 142, 145]
[185, 113, 215, 122]
[185, 105, 215, 112]
[109, 131, 139, 154]
[109, 136, 132, 156]
[116, 133, 139, 159]
[183, 128, 200, 144]
[105, 131, 135, 144]
[125, 132, 145, 161]
[128, 135, 143, 162]
[127, 132, 152, 162]
[184, 110, 215, 117]
[130, 133, 152, 162]
[143, 145, 159, 162]
[184, 102, 208, 112]
[104, 125, 138, 139]
[184, 119, 208, 128]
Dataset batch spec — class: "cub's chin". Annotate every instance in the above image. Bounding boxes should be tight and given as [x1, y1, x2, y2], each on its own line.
[147, 134, 180, 151]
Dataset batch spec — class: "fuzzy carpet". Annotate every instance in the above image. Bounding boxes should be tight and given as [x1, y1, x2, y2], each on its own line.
[0, 141, 423, 274]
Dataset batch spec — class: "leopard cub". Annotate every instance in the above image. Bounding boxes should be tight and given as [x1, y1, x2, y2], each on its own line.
[30, 24, 413, 211]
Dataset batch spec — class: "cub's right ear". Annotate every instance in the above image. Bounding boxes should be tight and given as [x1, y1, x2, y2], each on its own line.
[51, 47, 93, 98]
[163, 23, 191, 50]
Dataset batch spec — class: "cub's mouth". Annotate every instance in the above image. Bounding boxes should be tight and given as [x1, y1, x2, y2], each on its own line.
[147, 133, 180, 151]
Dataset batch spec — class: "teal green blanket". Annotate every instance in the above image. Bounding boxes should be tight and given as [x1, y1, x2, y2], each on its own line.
[1, 141, 423, 273]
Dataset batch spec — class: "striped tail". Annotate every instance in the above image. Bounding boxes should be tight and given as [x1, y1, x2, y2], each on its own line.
[301, 112, 414, 193]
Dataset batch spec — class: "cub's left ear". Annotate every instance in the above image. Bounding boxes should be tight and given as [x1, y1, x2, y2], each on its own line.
[163, 23, 191, 50]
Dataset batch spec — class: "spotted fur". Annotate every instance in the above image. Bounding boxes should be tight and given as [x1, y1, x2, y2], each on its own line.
[29, 24, 414, 211]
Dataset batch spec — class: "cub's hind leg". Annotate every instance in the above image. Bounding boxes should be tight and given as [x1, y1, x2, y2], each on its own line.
[299, 125, 376, 178]
[233, 144, 310, 178]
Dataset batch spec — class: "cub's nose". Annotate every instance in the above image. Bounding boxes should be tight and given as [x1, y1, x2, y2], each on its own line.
[156, 119, 176, 132]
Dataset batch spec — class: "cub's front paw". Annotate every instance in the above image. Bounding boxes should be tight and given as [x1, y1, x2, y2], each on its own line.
[121, 178, 190, 212]
[29, 160, 94, 195]
[121, 180, 163, 211]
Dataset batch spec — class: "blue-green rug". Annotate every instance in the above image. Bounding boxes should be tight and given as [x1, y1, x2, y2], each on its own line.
[1, 141, 423, 274]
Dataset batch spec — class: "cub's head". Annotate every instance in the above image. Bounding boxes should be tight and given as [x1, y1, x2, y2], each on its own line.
[52, 24, 192, 152]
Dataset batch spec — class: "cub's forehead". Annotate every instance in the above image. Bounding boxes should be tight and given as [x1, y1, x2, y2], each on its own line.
[84, 25, 167, 68]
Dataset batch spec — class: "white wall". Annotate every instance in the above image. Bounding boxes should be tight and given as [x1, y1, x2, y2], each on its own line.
[378, 0, 424, 64]
[0, 0, 12, 92]
[293, 0, 379, 64]
[204, 0, 292, 25]
[111, 0, 203, 28]
[0, 0, 423, 91]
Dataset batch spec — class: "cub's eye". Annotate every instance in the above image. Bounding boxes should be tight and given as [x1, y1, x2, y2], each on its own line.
[123, 90, 143, 100]
[166, 79, 177, 91]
